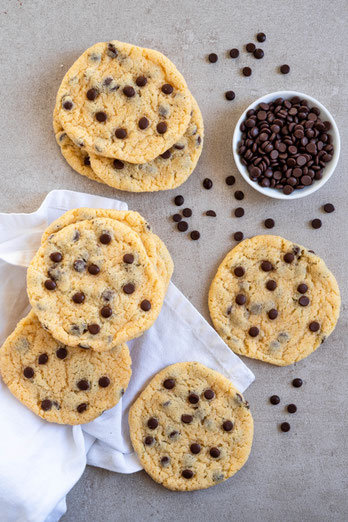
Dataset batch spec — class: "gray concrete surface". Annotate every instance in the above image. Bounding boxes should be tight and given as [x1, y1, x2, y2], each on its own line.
[1, 0, 348, 520]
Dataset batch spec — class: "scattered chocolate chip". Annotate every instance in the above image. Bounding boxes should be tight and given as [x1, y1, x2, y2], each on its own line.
[266, 280, 277, 291]
[257, 32, 266, 42]
[183, 208, 192, 217]
[234, 266, 245, 277]
[249, 326, 259, 337]
[138, 117, 149, 130]
[123, 253, 134, 264]
[174, 195, 184, 206]
[264, 218, 275, 229]
[254, 48, 264, 59]
[50, 252, 63, 263]
[148, 417, 158, 429]
[115, 128, 127, 139]
[225, 175, 235, 185]
[157, 122, 167, 134]
[177, 221, 188, 232]
[268, 309, 278, 320]
[190, 443, 201, 454]
[77, 403, 88, 413]
[77, 379, 89, 391]
[280, 64, 290, 74]
[229, 48, 239, 58]
[188, 393, 199, 404]
[123, 85, 135, 97]
[242, 67, 252, 77]
[234, 231, 244, 241]
[204, 389, 215, 400]
[203, 178, 213, 189]
[173, 214, 182, 222]
[101, 305, 112, 318]
[246, 43, 256, 53]
[299, 296, 310, 307]
[261, 260, 273, 272]
[72, 292, 85, 304]
[62, 100, 73, 110]
[284, 253, 294, 263]
[234, 207, 244, 218]
[181, 414, 193, 424]
[136, 76, 147, 87]
[280, 422, 290, 432]
[292, 378, 303, 388]
[210, 447, 220, 458]
[95, 111, 107, 122]
[297, 283, 308, 294]
[99, 233, 111, 244]
[88, 324, 100, 335]
[222, 420, 234, 431]
[323, 203, 335, 213]
[41, 399, 52, 411]
[225, 90, 235, 101]
[287, 404, 297, 414]
[23, 367, 34, 379]
[144, 436, 154, 445]
[44, 279, 56, 290]
[88, 264, 100, 275]
[309, 321, 320, 332]
[270, 395, 280, 405]
[38, 353, 48, 365]
[123, 283, 135, 294]
[234, 190, 244, 200]
[99, 376, 110, 388]
[205, 210, 216, 217]
[56, 347, 68, 359]
[141, 300, 151, 311]
[86, 88, 98, 101]
[190, 231, 200, 240]
[311, 218, 322, 229]
[182, 469, 193, 479]
[236, 294, 246, 305]
[74, 259, 86, 272]
[208, 53, 218, 63]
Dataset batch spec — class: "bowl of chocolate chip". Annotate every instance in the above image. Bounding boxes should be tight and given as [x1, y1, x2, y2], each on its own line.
[232, 91, 340, 199]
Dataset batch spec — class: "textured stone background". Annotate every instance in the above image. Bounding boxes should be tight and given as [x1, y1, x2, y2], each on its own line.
[0, 1, 347, 520]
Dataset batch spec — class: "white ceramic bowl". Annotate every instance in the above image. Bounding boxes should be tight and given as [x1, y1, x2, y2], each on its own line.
[232, 91, 341, 200]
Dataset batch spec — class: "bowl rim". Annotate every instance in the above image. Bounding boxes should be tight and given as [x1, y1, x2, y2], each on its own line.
[232, 90, 341, 200]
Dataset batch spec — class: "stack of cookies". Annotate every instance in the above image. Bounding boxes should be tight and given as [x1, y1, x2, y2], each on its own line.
[0, 208, 173, 424]
[53, 40, 204, 192]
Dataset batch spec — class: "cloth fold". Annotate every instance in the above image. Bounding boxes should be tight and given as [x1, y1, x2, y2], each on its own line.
[0, 190, 254, 522]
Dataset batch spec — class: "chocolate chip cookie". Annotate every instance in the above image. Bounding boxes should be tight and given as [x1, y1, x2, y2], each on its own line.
[89, 96, 203, 191]
[209, 235, 340, 366]
[129, 362, 253, 491]
[56, 40, 192, 163]
[0, 311, 131, 424]
[27, 211, 173, 351]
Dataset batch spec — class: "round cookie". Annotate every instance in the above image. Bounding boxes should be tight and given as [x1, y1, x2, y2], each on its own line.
[27, 217, 168, 351]
[56, 40, 192, 163]
[89, 96, 203, 192]
[129, 362, 253, 491]
[53, 105, 102, 184]
[208, 235, 340, 366]
[0, 311, 131, 425]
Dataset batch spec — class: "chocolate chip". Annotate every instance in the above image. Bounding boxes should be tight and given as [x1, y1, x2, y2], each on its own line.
[177, 221, 188, 232]
[205, 210, 216, 217]
[163, 378, 175, 389]
[188, 393, 199, 404]
[190, 443, 201, 454]
[88, 324, 100, 335]
[190, 231, 200, 240]
[88, 264, 100, 275]
[160, 150, 171, 159]
[284, 253, 294, 263]
[280, 422, 290, 432]
[287, 404, 297, 414]
[148, 417, 158, 429]
[225, 90, 235, 101]
[173, 214, 182, 222]
[270, 395, 280, 405]
[160, 456, 170, 467]
[23, 367, 34, 379]
[234, 190, 244, 200]
[162, 84, 173, 94]
[299, 296, 310, 307]
[323, 203, 335, 213]
[174, 195, 184, 206]
[182, 469, 193, 479]
[210, 447, 220, 458]
[181, 414, 193, 424]
[249, 326, 259, 337]
[84, 156, 90, 166]
[311, 218, 322, 229]
[268, 309, 278, 320]
[222, 420, 234, 431]
[72, 292, 85, 304]
[50, 252, 63, 263]
[41, 399, 52, 411]
[264, 218, 275, 229]
[203, 178, 213, 189]
[261, 260, 273, 272]
[99, 233, 111, 244]
[38, 353, 48, 365]
[208, 53, 218, 63]
[115, 128, 127, 139]
[266, 280, 277, 291]
[183, 208, 192, 217]
[77, 379, 89, 391]
[95, 111, 107, 122]
[157, 122, 167, 134]
[257, 32, 266, 42]
[138, 117, 149, 130]
[235, 294, 246, 305]
[225, 176, 235, 185]
[77, 403, 88, 413]
[74, 259, 86, 272]
[123, 85, 135, 97]
[204, 389, 215, 400]
[141, 300, 151, 311]
[253, 48, 264, 59]
[136, 76, 147, 87]
[62, 100, 73, 110]
[44, 279, 56, 290]
[123, 283, 135, 294]
[107, 43, 118, 57]
[297, 283, 308, 293]
[113, 159, 124, 170]
[280, 64, 290, 74]
[234, 207, 244, 217]
[292, 378, 303, 388]
[242, 67, 252, 77]
[101, 306, 112, 318]
[56, 347, 67, 359]
[86, 88, 98, 101]
[234, 266, 245, 277]
[246, 43, 256, 53]
[234, 231, 244, 241]
[144, 436, 154, 445]
[309, 321, 320, 332]
[229, 48, 239, 58]
[169, 431, 179, 439]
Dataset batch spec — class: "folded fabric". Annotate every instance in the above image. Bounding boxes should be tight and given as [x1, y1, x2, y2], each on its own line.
[0, 190, 255, 522]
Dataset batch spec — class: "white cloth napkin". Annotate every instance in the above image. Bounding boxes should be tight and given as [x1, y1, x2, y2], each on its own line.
[0, 190, 254, 522]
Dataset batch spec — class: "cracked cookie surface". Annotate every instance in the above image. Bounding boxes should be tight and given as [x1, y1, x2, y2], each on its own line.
[129, 362, 253, 491]
[56, 40, 192, 163]
[0, 311, 131, 424]
[208, 235, 340, 366]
